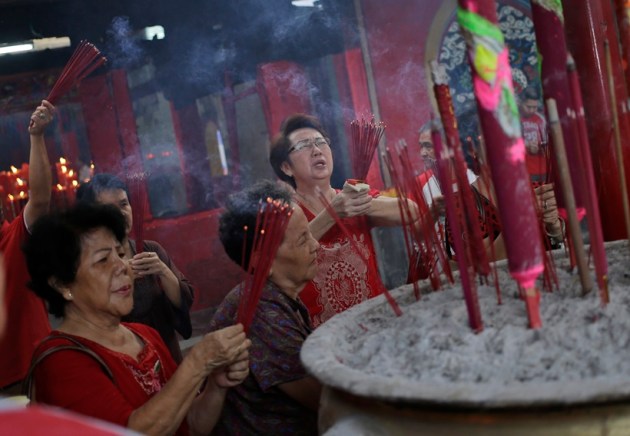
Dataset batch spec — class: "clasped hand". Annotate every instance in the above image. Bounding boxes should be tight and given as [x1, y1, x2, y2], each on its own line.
[331, 189, 372, 217]
[130, 252, 166, 278]
[188, 324, 251, 385]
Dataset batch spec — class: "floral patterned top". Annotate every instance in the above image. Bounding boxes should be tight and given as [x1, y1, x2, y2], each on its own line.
[210, 281, 317, 436]
[297, 189, 382, 327]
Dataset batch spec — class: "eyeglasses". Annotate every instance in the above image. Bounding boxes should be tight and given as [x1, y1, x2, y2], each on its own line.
[419, 142, 434, 149]
[288, 137, 330, 153]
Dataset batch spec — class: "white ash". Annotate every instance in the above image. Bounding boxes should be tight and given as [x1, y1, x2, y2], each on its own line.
[303, 242, 630, 405]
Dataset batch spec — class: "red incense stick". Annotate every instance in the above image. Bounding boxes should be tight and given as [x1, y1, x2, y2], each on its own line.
[567, 56, 609, 303]
[47, 41, 107, 104]
[457, 1, 543, 328]
[237, 198, 293, 331]
[349, 116, 385, 180]
[432, 127, 484, 332]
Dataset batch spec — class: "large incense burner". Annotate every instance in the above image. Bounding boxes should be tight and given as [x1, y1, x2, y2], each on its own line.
[301, 241, 630, 435]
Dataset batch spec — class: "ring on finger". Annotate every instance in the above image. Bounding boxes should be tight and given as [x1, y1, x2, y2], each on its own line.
[38, 112, 46, 119]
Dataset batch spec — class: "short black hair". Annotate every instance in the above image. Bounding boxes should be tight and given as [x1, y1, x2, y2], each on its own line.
[521, 86, 540, 102]
[23, 203, 127, 317]
[219, 180, 292, 270]
[76, 173, 129, 204]
[269, 113, 330, 188]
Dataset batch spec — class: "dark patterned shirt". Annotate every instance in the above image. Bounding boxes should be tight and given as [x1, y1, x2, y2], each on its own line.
[210, 281, 317, 436]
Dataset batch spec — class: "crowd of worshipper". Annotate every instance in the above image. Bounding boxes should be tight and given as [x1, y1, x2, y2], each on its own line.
[0, 92, 561, 434]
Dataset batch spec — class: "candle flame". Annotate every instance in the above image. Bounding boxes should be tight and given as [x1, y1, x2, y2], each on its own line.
[61, 165, 67, 173]
[19, 191, 25, 198]
[59, 157, 67, 164]
[7, 194, 13, 201]
[57, 184, 63, 191]
[10, 166, 18, 174]
[16, 178, 24, 186]
[68, 169, 74, 177]
[72, 180, 78, 187]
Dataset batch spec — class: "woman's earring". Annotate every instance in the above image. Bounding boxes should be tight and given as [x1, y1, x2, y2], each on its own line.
[66, 292, 73, 300]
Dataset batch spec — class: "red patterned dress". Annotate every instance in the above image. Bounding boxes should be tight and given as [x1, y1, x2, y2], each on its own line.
[298, 189, 382, 327]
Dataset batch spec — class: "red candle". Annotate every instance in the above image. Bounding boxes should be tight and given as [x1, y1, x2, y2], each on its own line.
[457, 0, 543, 328]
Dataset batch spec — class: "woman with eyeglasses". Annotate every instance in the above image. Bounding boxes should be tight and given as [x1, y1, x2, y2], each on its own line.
[269, 113, 421, 327]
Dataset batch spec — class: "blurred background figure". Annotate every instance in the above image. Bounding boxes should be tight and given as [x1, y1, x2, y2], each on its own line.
[519, 86, 549, 185]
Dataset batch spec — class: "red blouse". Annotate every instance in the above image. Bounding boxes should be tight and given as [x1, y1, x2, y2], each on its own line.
[32, 323, 187, 435]
[298, 190, 382, 327]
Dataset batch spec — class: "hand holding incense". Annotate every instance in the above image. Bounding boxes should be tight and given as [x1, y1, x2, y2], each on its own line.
[316, 189, 402, 317]
[237, 198, 293, 331]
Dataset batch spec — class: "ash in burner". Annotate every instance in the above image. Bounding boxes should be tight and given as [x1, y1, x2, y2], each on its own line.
[303, 241, 630, 406]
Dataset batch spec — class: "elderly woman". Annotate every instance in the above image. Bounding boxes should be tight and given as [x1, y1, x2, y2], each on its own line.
[210, 180, 321, 435]
[23, 203, 250, 435]
[269, 114, 423, 327]
[77, 173, 193, 363]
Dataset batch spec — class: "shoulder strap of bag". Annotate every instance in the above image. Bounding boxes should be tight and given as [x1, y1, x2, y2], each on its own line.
[22, 334, 114, 401]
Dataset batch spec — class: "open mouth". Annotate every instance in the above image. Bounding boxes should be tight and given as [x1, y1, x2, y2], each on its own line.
[313, 158, 326, 168]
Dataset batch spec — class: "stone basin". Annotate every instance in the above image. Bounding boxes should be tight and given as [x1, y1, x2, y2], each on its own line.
[301, 241, 630, 435]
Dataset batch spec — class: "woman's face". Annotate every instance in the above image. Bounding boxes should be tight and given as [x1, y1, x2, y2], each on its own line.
[96, 189, 133, 235]
[271, 207, 319, 289]
[66, 228, 133, 320]
[282, 127, 334, 188]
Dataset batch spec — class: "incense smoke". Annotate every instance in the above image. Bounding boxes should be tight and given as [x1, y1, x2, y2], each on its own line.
[106, 16, 145, 68]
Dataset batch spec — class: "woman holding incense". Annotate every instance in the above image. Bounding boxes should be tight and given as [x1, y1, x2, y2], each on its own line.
[269, 113, 424, 327]
[23, 203, 250, 435]
[77, 173, 193, 363]
[0, 100, 54, 396]
[210, 180, 321, 435]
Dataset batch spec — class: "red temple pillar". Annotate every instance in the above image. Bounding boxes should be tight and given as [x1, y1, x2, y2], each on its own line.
[614, 0, 630, 94]
[563, 0, 630, 240]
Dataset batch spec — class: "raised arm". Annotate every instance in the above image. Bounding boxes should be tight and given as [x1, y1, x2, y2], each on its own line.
[24, 100, 54, 229]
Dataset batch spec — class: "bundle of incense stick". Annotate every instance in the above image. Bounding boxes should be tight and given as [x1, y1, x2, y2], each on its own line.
[316, 189, 402, 317]
[127, 173, 146, 253]
[463, 135, 505, 302]
[430, 61, 491, 280]
[384, 140, 452, 300]
[432, 127, 483, 332]
[237, 198, 293, 331]
[47, 41, 107, 104]
[349, 116, 385, 180]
